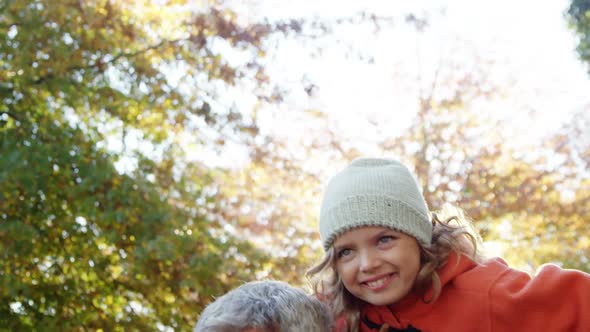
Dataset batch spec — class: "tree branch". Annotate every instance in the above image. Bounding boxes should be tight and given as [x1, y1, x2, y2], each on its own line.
[33, 37, 187, 85]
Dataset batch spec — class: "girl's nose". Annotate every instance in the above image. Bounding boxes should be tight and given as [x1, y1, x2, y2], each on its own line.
[359, 250, 381, 272]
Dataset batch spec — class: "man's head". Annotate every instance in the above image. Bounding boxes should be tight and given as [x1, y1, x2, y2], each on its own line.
[194, 280, 333, 332]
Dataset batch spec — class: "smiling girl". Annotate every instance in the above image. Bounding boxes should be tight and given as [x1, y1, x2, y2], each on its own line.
[308, 158, 590, 332]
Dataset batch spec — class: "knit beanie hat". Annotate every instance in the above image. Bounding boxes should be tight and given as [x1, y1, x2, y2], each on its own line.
[319, 158, 432, 251]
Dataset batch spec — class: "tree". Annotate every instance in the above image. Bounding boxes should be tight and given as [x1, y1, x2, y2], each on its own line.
[0, 0, 304, 330]
[567, 0, 590, 73]
[0, 113, 273, 330]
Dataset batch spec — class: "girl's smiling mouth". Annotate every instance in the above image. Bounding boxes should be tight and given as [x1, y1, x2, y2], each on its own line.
[361, 273, 396, 290]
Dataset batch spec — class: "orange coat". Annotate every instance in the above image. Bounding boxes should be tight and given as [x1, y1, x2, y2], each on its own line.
[358, 252, 590, 331]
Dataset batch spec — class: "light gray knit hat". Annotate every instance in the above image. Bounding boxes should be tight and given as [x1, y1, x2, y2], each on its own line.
[319, 158, 432, 251]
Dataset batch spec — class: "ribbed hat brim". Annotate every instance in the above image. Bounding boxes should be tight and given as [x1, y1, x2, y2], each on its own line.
[320, 195, 431, 250]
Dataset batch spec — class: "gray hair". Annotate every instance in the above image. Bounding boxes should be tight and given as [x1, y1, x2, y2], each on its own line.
[194, 280, 333, 332]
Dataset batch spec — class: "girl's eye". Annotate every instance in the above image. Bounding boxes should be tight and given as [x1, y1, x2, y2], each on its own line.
[337, 248, 352, 259]
[378, 235, 395, 244]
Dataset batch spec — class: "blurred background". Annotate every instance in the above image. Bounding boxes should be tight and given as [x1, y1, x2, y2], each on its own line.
[1, 0, 589, 330]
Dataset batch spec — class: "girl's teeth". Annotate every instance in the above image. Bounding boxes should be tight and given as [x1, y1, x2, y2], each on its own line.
[367, 276, 388, 288]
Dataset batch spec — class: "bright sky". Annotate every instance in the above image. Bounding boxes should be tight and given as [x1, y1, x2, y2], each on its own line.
[113, 0, 590, 172]
[236, 0, 590, 158]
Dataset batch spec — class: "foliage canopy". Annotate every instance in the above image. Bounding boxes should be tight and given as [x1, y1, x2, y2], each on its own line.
[0, 0, 297, 330]
[567, 0, 590, 72]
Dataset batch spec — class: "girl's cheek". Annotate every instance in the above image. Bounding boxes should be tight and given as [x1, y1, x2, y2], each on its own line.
[336, 258, 354, 271]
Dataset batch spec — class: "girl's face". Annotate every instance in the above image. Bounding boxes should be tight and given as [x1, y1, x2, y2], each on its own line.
[333, 226, 421, 306]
